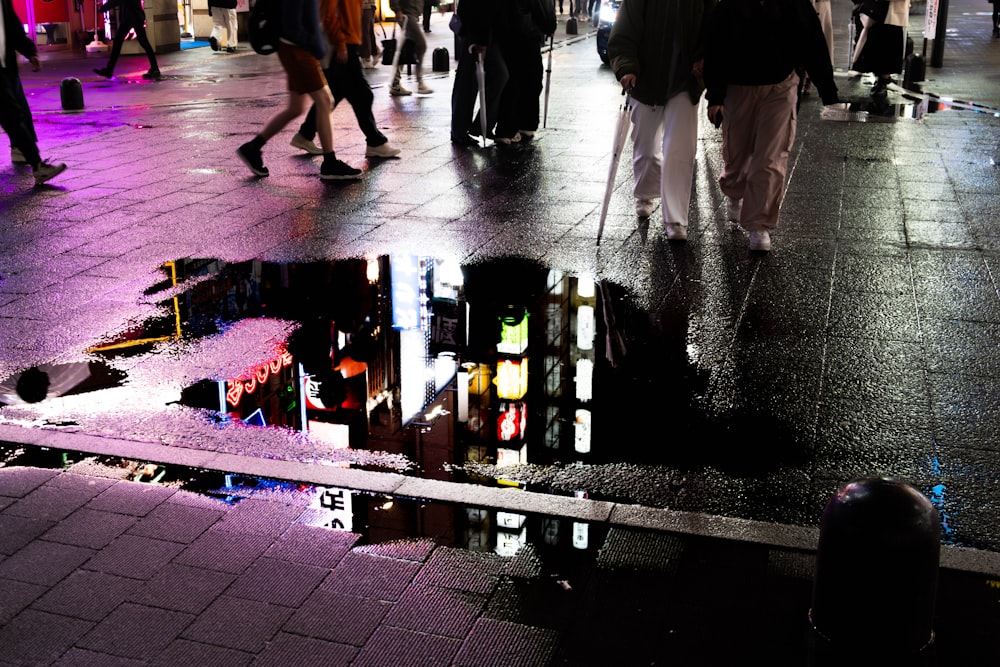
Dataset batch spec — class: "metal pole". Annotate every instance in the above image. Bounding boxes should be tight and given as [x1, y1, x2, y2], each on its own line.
[930, 0, 949, 68]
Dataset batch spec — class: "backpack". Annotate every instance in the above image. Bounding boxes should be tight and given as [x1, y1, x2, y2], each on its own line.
[249, 0, 281, 55]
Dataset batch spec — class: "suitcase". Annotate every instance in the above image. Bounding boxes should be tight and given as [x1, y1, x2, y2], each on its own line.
[566, 17, 578, 35]
[432, 47, 449, 72]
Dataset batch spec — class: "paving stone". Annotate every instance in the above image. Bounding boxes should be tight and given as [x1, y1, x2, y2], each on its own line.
[320, 551, 421, 601]
[82, 534, 186, 580]
[262, 523, 359, 568]
[129, 563, 235, 614]
[31, 570, 142, 621]
[355, 537, 437, 562]
[51, 648, 147, 667]
[0, 577, 47, 624]
[180, 595, 292, 653]
[0, 467, 58, 498]
[126, 502, 224, 544]
[0, 513, 55, 555]
[453, 618, 559, 667]
[224, 556, 328, 607]
[384, 583, 486, 638]
[283, 588, 391, 646]
[351, 626, 462, 667]
[43, 473, 116, 496]
[149, 639, 254, 667]
[251, 632, 356, 667]
[0, 540, 95, 586]
[85, 481, 177, 516]
[0, 609, 93, 665]
[172, 529, 274, 574]
[5, 485, 100, 522]
[210, 498, 305, 538]
[42, 508, 138, 549]
[75, 603, 195, 661]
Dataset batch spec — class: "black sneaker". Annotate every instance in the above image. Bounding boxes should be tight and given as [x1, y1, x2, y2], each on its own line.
[210, 36, 220, 51]
[142, 69, 161, 80]
[320, 158, 362, 180]
[34, 160, 67, 186]
[237, 142, 269, 177]
[93, 67, 113, 79]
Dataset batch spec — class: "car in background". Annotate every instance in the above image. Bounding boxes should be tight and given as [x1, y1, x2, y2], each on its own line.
[596, 1, 621, 65]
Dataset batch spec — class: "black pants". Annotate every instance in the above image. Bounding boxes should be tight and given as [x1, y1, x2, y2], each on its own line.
[104, 20, 159, 73]
[450, 37, 509, 139]
[423, 1, 432, 31]
[495, 40, 544, 137]
[299, 44, 387, 147]
[0, 66, 40, 166]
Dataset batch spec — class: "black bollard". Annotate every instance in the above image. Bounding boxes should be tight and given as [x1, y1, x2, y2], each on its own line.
[60, 77, 84, 111]
[809, 477, 940, 664]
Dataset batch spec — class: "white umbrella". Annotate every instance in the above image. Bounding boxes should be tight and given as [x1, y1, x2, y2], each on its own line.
[596, 92, 632, 245]
[476, 50, 489, 147]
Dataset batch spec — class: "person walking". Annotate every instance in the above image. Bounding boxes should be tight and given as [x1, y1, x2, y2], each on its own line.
[449, 0, 509, 146]
[991, 0, 1000, 38]
[92, 0, 161, 80]
[208, 0, 239, 53]
[388, 0, 431, 95]
[703, 0, 839, 251]
[360, 0, 380, 67]
[290, 0, 402, 159]
[493, 0, 556, 144]
[850, 0, 909, 95]
[0, 0, 67, 185]
[607, 0, 716, 242]
[237, 0, 362, 180]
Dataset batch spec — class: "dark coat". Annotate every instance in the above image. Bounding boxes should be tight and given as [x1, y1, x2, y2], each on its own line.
[209, 0, 238, 10]
[97, 0, 148, 30]
[1, 0, 36, 71]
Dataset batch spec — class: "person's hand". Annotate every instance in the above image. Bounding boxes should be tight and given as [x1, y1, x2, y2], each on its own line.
[619, 73, 636, 93]
[707, 105, 724, 128]
[468, 43, 487, 55]
[29, 55, 41, 72]
[335, 45, 348, 64]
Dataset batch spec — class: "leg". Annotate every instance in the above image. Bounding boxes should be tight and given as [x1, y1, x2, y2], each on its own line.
[741, 74, 798, 232]
[0, 72, 41, 167]
[404, 16, 428, 82]
[131, 23, 160, 71]
[628, 101, 665, 203]
[104, 28, 128, 73]
[718, 84, 756, 214]
[336, 46, 386, 145]
[226, 9, 238, 48]
[360, 7, 374, 59]
[423, 1, 432, 31]
[659, 92, 699, 227]
[261, 92, 310, 142]
[309, 86, 336, 154]
[450, 40, 478, 141]
[209, 12, 225, 50]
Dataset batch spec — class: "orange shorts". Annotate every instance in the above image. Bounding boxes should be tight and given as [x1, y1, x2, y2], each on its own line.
[277, 41, 327, 94]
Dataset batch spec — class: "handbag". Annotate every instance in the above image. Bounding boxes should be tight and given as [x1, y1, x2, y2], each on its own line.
[381, 22, 397, 65]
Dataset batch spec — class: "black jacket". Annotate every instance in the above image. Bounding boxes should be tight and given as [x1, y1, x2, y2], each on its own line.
[1, 0, 36, 71]
[97, 0, 149, 30]
[456, 0, 501, 47]
[703, 0, 838, 106]
[209, 0, 238, 9]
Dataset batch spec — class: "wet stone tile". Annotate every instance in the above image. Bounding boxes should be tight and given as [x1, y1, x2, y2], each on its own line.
[251, 633, 355, 667]
[180, 595, 291, 653]
[283, 588, 391, 646]
[0, 540, 95, 586]
[384, 583, 486, 638]
[76, 603, 194, 661]
[150, 639, 254, 667]
[82, 534, 186, 580]
[42, 508, 138, 550]
[0, 609, 94, 666]
[320, 551, 421, 602]
[225, 556, 328, 607]
[351, 626, 462, 667]
[129, 563, 236, 615]
[31, 570, 142, 621]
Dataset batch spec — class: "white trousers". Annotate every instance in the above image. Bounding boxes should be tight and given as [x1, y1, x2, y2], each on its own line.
[210, 9, 238, 47]
[629, 91, 699, 227]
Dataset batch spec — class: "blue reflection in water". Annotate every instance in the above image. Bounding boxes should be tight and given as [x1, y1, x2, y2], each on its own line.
[928, 455, 955, 543]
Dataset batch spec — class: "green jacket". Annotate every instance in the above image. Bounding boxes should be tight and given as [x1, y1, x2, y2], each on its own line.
[607, 0, 717, 106]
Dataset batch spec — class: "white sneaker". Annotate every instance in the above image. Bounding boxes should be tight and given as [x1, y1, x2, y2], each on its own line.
[635, 198, 654, 217]
[389, 83, 412, 96]
[11, 147, 26, 164]
[290, 133, 323, 155]
[365, 142, 402, 158]
[749, 230, 771, 252]
[726, 196, 741, 222]
[416, 82, 433, 94]
[665, 223, 688, 241]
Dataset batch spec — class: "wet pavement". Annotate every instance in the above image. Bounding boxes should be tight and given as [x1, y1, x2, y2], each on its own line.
[2, 2, 1000, 664]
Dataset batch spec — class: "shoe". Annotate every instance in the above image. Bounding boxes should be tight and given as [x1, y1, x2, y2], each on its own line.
[665, 223, 688, 241]
[93, 67, 113, 79]
[416, 82, 433, 94]
[210, 36, 219, 51]
[320, 158, 363, 180]
[847, 69, 861, 79]
[871, 78, 892, 96]
[11, 147, 26, 164]
[749, 230, 771, 252]
[237, 142, 269, 177]
[226, 46, 237, 53]
[366, 142, 402, 158]
[451, 134, 478, 147]
[495, 132, 521, 145]
[362, 57, 376, 69]
[518, 130, 536, 139]
[290, 133, 323, 155]
[726, 196, 741, 222]
[142, 69, 161, 80]
[635, 198, 654, 217]
[389, 84, 412, 96]
[33, 160, 67, 186]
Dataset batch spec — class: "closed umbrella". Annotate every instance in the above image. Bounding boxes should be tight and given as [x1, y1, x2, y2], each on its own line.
[476, 50, 489, 147]
[542, 36, 553, 128]
[596, 91, 632, 245]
